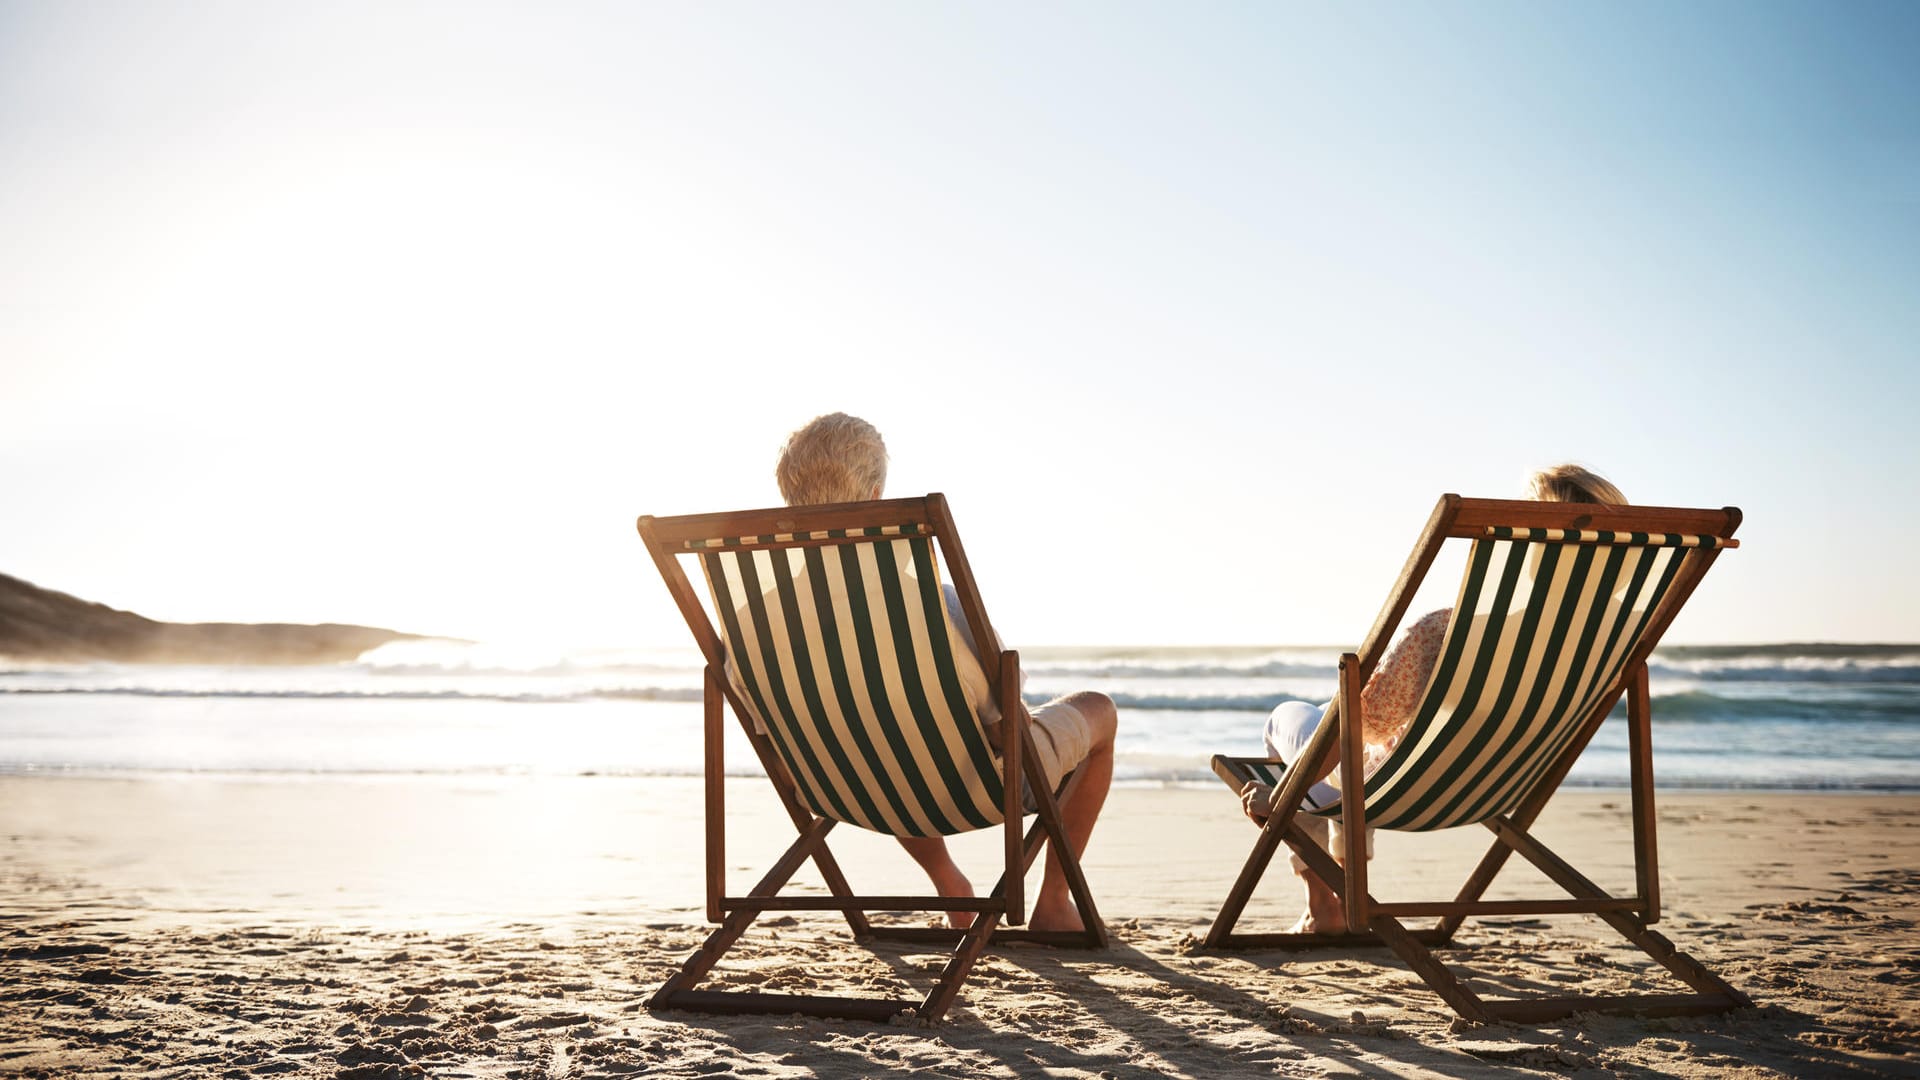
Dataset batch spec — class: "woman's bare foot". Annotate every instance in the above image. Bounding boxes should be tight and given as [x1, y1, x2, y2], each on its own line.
[1289, 871, 1348, 934]
[1285, 910, 1349, 934]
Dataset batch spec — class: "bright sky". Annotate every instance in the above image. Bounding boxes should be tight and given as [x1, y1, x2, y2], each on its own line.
[2, 1, 1916, 648]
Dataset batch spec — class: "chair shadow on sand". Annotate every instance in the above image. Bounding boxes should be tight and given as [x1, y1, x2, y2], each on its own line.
[650, 914, 1899, 1079]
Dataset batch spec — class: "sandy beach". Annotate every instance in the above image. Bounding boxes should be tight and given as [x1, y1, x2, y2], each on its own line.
[1, 776, 1915, 1078]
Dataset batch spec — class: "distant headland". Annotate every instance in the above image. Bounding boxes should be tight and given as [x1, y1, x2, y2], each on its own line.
[0, 573, 429, 664]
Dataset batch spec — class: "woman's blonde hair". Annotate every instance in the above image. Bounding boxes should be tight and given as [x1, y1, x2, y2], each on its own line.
[1529, 463, 1627, 506]
[776, 413, 889, 506]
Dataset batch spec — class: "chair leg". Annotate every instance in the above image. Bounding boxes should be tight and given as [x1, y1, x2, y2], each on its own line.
[651, 818, 835, 1007]
[1036, 798, 1108, 949]
[812, 845, 874, 938]
[1437, 830, 1512, 943]
[1285, 824, 1494, 1023]
[1204, 756, 1324, 949]
[986, 813, 1050, 894]
[1488, 817, 1751, 1009]
[649, 907, 760, 1009]
[759, 765, 873, 938]
[1308, 818, 1749, 1023]
[1437, 691, 1623, 940]
[656, 756, 1107, 1020]
[657, 904, 1009, 1023]
[1207, 707, 1348, 948]
[980, 814, 1065, 944]
[1019, 756, 1109, 948]
[1206, 823, 1452, 949]
[867, 809, 1101, 949]
[1204, 817, 1292, 948]
[917, 913, 1003, 1022]
[651, 814, 1012, 1022]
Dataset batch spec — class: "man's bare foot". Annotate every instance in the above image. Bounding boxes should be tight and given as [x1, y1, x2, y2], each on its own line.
[1027, 899, 1085, 934]
[927, 864, 976, 929]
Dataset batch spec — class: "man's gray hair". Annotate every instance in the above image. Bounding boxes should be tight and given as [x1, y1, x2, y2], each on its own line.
[777, 413, 889, 505]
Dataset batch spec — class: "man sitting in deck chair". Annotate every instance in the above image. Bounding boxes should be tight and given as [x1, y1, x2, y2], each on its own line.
[770, 412, 1119, 933]
[1241, 465, 1626, 934]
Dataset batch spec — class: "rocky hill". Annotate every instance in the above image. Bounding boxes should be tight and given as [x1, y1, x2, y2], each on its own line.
[0, 573, 424, 664]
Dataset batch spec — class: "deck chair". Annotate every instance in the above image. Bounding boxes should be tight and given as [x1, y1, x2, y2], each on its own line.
[636, 493, 1105, 1023]
[1207, 495, 1751, 1023]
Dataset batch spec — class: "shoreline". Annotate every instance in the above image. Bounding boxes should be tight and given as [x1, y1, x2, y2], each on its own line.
[5, 766, 1917, 797]
[3, 775, 1916, 1076]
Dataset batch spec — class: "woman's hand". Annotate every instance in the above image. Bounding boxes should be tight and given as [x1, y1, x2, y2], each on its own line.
[1239, 781, 1276, 825]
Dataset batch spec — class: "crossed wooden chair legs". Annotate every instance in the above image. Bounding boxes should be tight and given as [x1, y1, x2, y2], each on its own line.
[653, 781, 1749, 1024]
[1203, 799, 1751, 1023]
[649, 767, 1107, 1024]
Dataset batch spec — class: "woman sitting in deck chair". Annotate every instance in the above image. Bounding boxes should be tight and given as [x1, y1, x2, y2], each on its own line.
[1242, 464, 1627, 933]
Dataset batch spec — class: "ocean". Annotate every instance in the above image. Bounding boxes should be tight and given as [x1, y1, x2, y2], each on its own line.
[2, 641, 1916, 791]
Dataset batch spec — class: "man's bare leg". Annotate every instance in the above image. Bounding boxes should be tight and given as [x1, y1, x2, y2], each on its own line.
[897, 835, 975, 928]
[1029, 691, 1119, 933]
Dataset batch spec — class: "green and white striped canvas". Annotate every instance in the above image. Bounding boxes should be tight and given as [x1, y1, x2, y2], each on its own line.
[1323, 533, 1704, 832]
[1229, 758, 1332, 811]
[698, 534, 1006, 837]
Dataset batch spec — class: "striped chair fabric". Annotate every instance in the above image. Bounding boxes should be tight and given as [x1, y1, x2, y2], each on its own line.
[697, 533, 1006, 837]
[683, 524, 926, 550]
[1484, 526, 1735, 549]
[1227, 758, 1332, 811]
[1238, 760, 1286, 788]
[1323, 533, 1712, 832]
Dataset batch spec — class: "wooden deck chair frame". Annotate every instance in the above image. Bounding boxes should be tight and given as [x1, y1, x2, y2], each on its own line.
[1205, 495, 1752, 1023]
[637, 493, 1106, 1023]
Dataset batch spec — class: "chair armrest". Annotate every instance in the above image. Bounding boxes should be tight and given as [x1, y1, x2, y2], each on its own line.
[1211, 754, 1289, 794]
